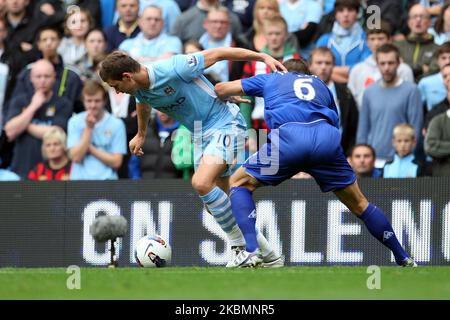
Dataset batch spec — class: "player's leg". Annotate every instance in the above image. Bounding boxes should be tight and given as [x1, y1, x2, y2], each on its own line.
[334, 182, 416, 266]
[228, 166, 262, 252]
[216, 173, 282, 267]
[192, 156, 245, 248]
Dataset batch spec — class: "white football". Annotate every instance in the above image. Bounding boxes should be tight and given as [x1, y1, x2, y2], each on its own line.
[134, 235, 172, 267]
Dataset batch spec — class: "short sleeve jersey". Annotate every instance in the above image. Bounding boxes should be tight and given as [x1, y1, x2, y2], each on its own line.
[134, 53, 240, 132]
[241, 72, 340, 130]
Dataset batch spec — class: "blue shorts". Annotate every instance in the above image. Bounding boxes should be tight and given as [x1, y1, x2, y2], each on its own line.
[243, 120, 356, 192]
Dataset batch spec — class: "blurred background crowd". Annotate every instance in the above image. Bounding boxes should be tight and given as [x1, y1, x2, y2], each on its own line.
[0, 0, 450, 182]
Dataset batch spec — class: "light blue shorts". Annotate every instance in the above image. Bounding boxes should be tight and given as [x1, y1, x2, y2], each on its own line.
[193, 113, 247, 177]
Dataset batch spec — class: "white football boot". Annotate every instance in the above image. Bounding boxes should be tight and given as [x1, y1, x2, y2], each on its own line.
[227, 249, 263, 268]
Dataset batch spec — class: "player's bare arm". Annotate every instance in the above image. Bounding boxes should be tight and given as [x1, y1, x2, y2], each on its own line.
[214, 80, 245, 99]
[129, 102, 152, 156]
[201, 47, 287, 72]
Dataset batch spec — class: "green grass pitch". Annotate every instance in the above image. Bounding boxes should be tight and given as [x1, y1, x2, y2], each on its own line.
[0, 266, 449, 299]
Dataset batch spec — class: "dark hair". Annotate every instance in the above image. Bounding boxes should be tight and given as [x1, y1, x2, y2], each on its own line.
[37, 26, 62, 41]
[183, 39, 204, 53]
[82, 79, 107, 99]
[86, 28, 107, 42]
[98, 51, 141, 81]
[283, 58, 311, 74]
[309, 46, 335, 65]
[349, 143, 376, 159]
[434, 41, 450, 59]
[334, 0, 360, 13]
[365, 20, 392, 37]
[375, 43, 400, 61]
[433, 2, 450, 34]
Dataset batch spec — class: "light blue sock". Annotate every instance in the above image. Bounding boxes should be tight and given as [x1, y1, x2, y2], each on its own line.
[200, 186, 244, 247]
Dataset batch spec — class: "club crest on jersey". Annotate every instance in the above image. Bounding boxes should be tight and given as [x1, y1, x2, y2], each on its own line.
[164, 86, 176, 95]
[187, 55, 198, 67]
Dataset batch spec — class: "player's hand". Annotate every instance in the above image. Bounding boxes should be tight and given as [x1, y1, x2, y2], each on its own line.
[129, 134, 145, 156]
[226, 96, 251, 104]
[260, 53, 287, 72]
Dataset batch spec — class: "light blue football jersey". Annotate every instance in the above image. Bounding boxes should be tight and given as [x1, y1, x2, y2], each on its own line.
[134, 53, 241, 132]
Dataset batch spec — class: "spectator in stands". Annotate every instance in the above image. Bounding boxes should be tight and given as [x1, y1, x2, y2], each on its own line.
[280, 0, 323, 59]
[119, 5, 182, 65]
[357, 44, 423, 167]
[3, 60, 73, 178]
[363, 1, 406, 38]
[240, 16, 300, 133]
[420, 0, 444, 18]
[221, 0, 255, 32]
[348, 21, 414, 110]
[104, 0, 141, 53]
[10, 27, 83, 114]
[316, 0, 371, 84]
[309, 46, 358, 155]
[139, 0, 181, 34]
[424, 63, 450, 130]
[58, 8, 93, 67]
[418, 42, 450, 111]
[0, 156, 20, 180]
[135, 111, 182, 179]
[74, 29, 107, 81]
[424, 108, 450, 176]
[199, 6, 248, 82]
[28, 127, 71, 180]
[383, 123, 424, 178]
[347, 144, 382, 178]
[171, 0, 243, 43]
[183, 39, 204, 54]
[395, 3, 439, 81]
[3, 0, 64, 101]
[429, 1, 450, 45]
[68, 80, 127, 180]
[243, 0, 282, 52]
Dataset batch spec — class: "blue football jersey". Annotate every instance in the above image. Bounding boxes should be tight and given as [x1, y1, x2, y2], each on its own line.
[241, 72, 340, 130]
[134, 52, 240, 132]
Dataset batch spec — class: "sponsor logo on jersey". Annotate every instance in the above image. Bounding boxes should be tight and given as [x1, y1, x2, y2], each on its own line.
[187, 55, 198, 67]
[164, 86, 176, 95]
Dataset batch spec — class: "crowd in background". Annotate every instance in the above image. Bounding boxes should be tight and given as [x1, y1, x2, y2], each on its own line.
[0, 0, 450, 182]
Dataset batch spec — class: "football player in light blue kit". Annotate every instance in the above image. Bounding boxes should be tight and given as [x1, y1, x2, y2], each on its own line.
[98, 48, 286, 267]
[215, 58, 418, 268]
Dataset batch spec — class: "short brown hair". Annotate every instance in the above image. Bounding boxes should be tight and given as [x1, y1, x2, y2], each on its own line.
[334, 0, 360, 12]
[262, 14, 288, 32]
[375, 43, 400, 61]
[98, 51, 141, 81]
[309, 46, 335, 65]
[82, 80, 107, 99]
[349, 143, 376, 159]
[365, 20, 392, 37]
[435, 41, 450, 59]
[283, 58, 311, 74]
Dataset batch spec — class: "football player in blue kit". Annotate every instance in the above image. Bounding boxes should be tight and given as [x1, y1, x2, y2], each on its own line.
[98, 48, 287, 267]
[214, 58, 417, 268]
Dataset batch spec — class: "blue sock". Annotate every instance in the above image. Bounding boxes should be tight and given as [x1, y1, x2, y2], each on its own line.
[199, 187, 244, 247]
[359, 203, 409, 265]
[230, 187, 258, 252]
